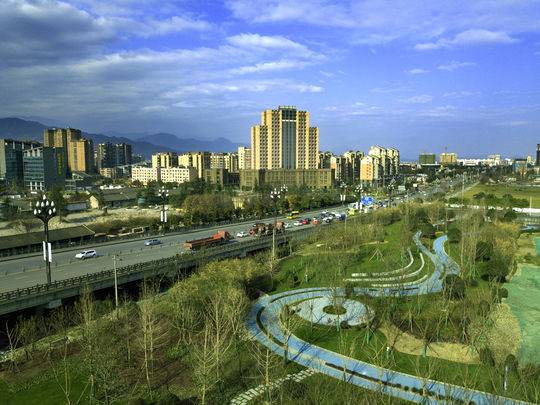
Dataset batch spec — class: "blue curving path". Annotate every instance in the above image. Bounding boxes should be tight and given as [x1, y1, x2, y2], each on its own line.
[246, 233, 530, 404]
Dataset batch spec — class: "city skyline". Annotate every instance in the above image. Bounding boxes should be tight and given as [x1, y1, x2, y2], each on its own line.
[0, 1, 539, 157]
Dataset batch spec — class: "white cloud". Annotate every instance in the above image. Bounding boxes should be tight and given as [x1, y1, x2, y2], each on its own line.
[141, 105, 169, 113]
[230, 59, 307, 75]
[406, 68, 428, 75]
[437, 61, 476, 71]
[402, 94, 434, 104]
[443, 91, 480, 98]
[415, 29, 518, 51]
[227, 33, 311, 54]
[418, 105, 457, 118]
[142, 16, 212, 36]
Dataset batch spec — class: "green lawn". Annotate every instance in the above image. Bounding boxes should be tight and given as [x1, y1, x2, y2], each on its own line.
[462, 183, 540, 208]
[292, 317, 537, 402]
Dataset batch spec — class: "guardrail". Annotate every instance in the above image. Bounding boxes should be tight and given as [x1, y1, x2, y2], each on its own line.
[0, 226, 317, 314]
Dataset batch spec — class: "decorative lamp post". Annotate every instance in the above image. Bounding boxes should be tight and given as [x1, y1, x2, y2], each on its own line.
[270, 185, 287, 262]
[33, 194, 56, 285]
[339, 182, 347, 206]
[355, 184, 363, 211]
[158, 186, 169, 229]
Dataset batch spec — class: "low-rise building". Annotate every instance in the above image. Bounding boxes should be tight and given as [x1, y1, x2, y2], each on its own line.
[240, 169, 334, 189]
[160, 167, 197, 184]
[89, 188, 140, 209]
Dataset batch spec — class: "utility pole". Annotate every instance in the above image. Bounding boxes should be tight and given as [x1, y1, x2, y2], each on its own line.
[113, 254, 120, 310]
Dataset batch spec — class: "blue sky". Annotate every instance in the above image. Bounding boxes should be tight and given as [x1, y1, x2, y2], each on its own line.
[1, 0, 539, 158]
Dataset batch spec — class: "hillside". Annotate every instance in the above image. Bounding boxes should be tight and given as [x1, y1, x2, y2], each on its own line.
[0, 117, 242, 158]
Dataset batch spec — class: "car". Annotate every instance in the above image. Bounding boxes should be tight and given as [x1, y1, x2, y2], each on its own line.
[283, 222, 291, 229]
[293, 220, 303, 226]
[145, 239, 161, 246]
[236, 231, 249, 238]
[75, 250, 97, 260]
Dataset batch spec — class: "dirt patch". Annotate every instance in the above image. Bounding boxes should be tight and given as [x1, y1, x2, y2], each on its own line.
[381, 323, 479, 364]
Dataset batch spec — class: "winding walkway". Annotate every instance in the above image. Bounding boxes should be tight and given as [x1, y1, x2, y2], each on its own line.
[245, 232, 530, 404]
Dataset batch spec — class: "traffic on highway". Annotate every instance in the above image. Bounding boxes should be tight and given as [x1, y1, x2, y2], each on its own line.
[0, 175, 469, 294]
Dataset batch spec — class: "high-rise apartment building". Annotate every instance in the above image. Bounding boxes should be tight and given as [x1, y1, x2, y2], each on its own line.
[343, 150, 364, 181]
[152, 152, 178, 168]
[238, 147, 252, 170]
[360, 155, 381, 183]
[318, 151, 332, 169]
[419, 153, 436, 165]
[97, 142, 132, 170]
[440, 152, 458, 165]
[250, 106, 319, 170]
[23, 147, 67, 191]
[536, 145, 540, 167]
[0, 139, 41, 185]
[178, 152, 211, 178]
[43, 128, 94, 174]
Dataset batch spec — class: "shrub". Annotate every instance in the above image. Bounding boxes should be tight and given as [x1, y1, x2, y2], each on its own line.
[504, 354, 519, 374]
[447, 227, 461, 243]
[479, 347, 495, 367]
[281, 379, 307, 399]
[340, 320, 350, 329]
[420, 222, 436, 239]
[443, 274, 465, 300]
[157, 391, 182, 405]
[288, 273, 300, 288]
[344, 282, 355, 298]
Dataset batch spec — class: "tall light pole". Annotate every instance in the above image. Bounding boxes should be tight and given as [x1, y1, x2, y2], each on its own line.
[270, 185, 287, 262]
[33, 194, 56, 285]
[339, 182, 347, 207]
[158, 186, 169, 232]
[355, 184, 363, 211]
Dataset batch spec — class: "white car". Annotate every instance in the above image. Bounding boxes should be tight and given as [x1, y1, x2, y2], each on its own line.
[236, 231, 249, 238]
[293, 220, 303, 226]
[75, 250, 97, 260]
[283, 222, 291, 229]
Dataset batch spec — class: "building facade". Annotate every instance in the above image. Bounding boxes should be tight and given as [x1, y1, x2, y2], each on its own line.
[250, 106, 319, 170]
[131, 166, 161, 185]
[360, 155, 381, 184]
[239, 169, 334, 189]
[439, 152, 458, 165]
[178, 152, 211, 178]
[23, 147, 67, 191]
[419, 153, 436, 165]
[151, 152, 178, 168]
[160, 167, 197, 184]
[44, 128, 94, 174]
[97, 142, 132, 170]
[210, 152, 239, 172]
[238, 147, 252, 170]
[0, 139, 41, 185]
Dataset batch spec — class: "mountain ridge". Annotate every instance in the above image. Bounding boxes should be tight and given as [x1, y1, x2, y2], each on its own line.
[0, 117, 242, 158]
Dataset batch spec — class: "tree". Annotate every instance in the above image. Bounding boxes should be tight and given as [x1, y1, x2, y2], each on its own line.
[447, 227, 461, 243]
[502, 209, 517, 222]
[442, 274, 465, 300]
[49, 187, 67, 219]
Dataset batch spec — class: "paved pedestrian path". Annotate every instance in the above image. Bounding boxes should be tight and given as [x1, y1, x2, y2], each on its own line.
[246, 232, 532, 404]
[230, 368, 317, 405]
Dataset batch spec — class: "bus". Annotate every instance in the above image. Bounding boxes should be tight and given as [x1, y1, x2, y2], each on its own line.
[286, 210, 300, 220]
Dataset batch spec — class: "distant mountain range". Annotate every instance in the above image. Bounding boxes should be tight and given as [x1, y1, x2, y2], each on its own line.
[0, 117, 242, 158]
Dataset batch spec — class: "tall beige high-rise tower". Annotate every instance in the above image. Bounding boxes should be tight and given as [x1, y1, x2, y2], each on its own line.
[250, 106, 319, 170]
[43, 127, 94, 173]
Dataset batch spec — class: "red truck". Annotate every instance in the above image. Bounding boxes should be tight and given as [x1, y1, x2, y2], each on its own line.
[183, 230, 232, 250]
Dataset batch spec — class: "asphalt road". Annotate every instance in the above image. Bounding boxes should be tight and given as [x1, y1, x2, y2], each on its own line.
[0, 177, 467, 293]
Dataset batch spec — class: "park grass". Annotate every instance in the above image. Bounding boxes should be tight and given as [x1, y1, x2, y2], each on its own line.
[0, 359, 89, 405]
[292, 317, 538, 402]
[462, 183, 540, 208]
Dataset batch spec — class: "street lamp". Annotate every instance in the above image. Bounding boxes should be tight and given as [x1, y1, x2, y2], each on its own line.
[354, 184, 363, 211]
[339, 182, 347, 206]
[33, 194, 56, 285]
[270, 185, 287, 262]
[158, 186, 169, 230]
